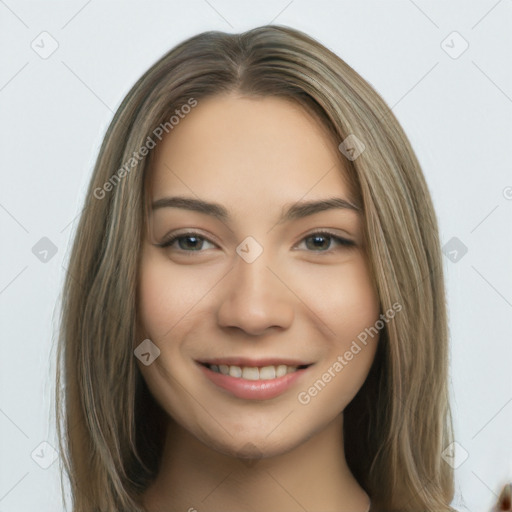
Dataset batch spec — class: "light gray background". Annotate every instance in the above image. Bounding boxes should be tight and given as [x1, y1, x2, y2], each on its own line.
[1, 1, 511, 511]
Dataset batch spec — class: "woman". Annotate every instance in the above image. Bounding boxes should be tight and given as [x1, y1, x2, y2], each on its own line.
[55, 25, 456, 511]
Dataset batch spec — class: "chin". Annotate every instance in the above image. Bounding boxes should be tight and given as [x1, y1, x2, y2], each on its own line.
[191, 421, 309, 462]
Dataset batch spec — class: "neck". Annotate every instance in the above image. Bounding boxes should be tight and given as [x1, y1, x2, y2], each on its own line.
[141, 413, 370, 512]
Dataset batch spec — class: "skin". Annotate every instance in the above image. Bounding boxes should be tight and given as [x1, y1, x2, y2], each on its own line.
[136, 93, 380, 512]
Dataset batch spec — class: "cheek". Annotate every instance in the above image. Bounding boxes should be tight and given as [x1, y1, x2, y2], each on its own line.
[294, 256, 380, 398]
[296, 255, 380, 339]
[137, 249, 210, 339]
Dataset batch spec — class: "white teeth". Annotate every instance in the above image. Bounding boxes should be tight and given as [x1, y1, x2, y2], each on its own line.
[242, 367, 260, 380]
[208, 363, 303, 380]
[259, 366, 276, 379]
[276, 364, 287, 377]
[229, 365, 242, 377]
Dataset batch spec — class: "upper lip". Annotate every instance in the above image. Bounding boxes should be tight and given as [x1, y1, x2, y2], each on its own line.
[197, 357, 314, 368]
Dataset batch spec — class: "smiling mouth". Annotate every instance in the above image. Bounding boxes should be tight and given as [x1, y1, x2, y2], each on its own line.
[199, 362, 312, 380]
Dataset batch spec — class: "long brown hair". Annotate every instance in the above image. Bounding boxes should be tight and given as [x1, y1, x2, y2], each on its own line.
[55, 25, 455, 511]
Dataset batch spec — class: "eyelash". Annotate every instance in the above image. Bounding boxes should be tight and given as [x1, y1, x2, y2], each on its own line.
[156, 230, 355, 255]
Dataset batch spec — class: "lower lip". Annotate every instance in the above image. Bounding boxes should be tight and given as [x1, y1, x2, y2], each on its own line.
[198, 364, 310, 400]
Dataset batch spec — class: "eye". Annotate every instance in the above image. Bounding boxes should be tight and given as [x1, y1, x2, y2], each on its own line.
[157, 232, 216, 252]
[296, 231, 356, 252]
[156, 230, 355, 254]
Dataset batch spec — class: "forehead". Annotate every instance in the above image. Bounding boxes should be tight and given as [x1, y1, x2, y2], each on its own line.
[148, 94, 356, 207]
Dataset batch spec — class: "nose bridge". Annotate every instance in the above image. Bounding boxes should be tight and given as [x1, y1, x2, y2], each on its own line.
[233, 234, 276, 294]
[216, 240, 294, 334]
[234, 245, 274, 296]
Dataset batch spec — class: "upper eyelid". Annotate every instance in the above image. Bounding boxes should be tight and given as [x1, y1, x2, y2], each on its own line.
[158, 229, 355, 249]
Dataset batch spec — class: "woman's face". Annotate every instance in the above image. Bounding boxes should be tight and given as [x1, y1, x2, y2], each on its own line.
[136, 93, 380, 459]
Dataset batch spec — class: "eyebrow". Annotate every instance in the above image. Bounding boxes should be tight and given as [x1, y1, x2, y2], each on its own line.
[151, 195, 361, 223]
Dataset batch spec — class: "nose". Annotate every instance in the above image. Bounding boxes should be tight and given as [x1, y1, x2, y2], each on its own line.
[216, 250, 294, 336]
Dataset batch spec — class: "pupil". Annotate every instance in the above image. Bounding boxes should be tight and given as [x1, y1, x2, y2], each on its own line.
[308, 235, 329, 250]
[180, 236, 201, 250]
